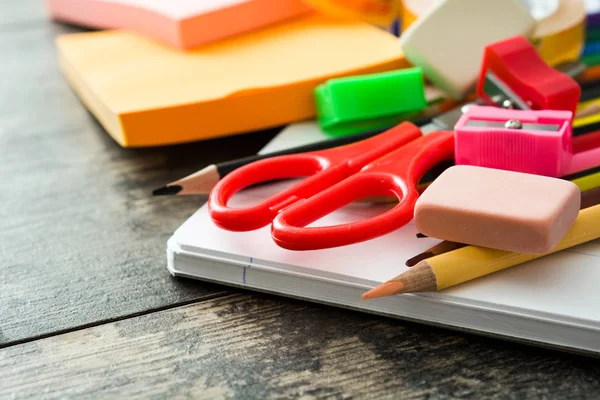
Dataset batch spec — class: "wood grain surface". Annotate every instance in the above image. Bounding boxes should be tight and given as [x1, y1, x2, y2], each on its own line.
[0, 8, 280, 345]
[2, 294, 600, 399]
[3, 2, 600, 398]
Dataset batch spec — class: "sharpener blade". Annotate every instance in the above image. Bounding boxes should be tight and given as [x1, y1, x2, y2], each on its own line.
[464, 119, 561, 131]
[483, 71, 531, 111]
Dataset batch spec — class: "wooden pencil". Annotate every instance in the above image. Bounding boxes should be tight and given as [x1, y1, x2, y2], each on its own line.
[577, 64, 600, 84]
[152, 116, 433, 196]
[151, 132, 382, 196]
[362, 204, 600, 300]
[575, 102, 600, 118]
[565, 165, 600, 192]
[405, 241, 466, 267]
[581, 185, 600, 209]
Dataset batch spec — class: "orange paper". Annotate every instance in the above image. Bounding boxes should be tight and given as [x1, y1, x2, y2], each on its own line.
[57, 15, 407, 147]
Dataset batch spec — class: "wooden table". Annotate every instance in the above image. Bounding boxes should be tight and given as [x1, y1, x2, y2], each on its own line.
[2, 2, 600, 398]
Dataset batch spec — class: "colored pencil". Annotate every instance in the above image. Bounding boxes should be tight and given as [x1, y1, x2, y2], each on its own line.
[152, 116, 433, 196]
[405, 241, 466, 267]
[577, 64, 600, 83]
[581, 185, 600, 209]
[362, 204, 600, 300]
[564, 165, 600, 192]
[579, 80, 600, 102]
[575, 102, 600, 118]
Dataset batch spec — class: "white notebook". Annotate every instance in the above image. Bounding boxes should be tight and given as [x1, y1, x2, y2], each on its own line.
[167, 121, 600, 355]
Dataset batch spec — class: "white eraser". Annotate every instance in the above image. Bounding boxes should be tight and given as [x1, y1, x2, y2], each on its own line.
[400, 0, 537, 99]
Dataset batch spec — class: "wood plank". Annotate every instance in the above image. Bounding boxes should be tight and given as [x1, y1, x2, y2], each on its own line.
[2, 293, 599, 398]
[0, 22, 281, 345]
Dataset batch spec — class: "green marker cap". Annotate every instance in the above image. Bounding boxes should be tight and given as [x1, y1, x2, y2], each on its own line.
[314, 68, 427, 137]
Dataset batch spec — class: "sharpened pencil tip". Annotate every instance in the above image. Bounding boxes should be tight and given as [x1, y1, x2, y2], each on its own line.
[416, 233, 428, 238]
[152, 185, 183, 196]
[362, 281, 405, 300]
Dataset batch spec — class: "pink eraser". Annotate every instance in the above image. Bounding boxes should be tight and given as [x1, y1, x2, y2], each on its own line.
[414, 165, 581, 254]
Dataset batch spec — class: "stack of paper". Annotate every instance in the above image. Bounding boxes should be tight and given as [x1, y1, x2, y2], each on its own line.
[56, 14, 406, 147]
[46, 0, 315, 49]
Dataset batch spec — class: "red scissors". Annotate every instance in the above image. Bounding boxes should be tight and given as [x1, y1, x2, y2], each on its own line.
[208, 122, 454, 250]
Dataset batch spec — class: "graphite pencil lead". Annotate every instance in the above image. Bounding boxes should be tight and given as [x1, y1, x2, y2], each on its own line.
[152, 185, 183, 196]
[153, 165, 220, 196]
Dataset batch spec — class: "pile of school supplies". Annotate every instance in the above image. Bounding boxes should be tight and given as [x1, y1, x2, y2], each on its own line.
[164, 122, 600, 354]
[46, 0, 600, 353]
[153, 0, 600, 304]
[50, 0, 422, 147]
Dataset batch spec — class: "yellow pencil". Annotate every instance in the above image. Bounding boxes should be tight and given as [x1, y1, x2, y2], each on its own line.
[575, 101, 600, 119]
[574, 101, 600, 128]
[362, 203, 600, 299]
[572, 170, 600, 192]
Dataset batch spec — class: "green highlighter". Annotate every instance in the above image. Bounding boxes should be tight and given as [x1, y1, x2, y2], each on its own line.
[314, 68, 427, 137]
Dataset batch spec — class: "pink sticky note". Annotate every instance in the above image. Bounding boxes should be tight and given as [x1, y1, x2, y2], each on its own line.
[45, 0, 315, 49]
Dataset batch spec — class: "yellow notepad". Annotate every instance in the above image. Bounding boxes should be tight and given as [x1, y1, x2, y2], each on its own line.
[56, 15, 406, 147]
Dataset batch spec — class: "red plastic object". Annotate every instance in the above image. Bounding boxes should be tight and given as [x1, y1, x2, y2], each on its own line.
[573, 129, 600, 154]
[476, 35, 581, 115]
[208, 123, 455, 250]
[271, 130, 454, 250]
[209, 122, 422, 232]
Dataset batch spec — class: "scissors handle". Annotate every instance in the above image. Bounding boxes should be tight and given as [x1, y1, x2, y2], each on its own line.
[271, 131, 455, 250]
[208, 123, 423, 231]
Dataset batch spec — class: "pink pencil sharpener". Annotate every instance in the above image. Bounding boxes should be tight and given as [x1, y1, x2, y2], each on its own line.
[454, 106, 576, 177]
